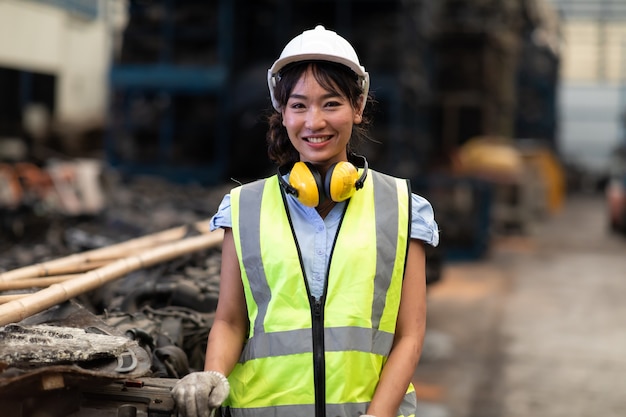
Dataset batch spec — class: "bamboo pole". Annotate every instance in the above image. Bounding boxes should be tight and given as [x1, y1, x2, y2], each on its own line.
[0, 219, 213, 282]
[35, 260, 110, 276]
[0, 294, 27, 304]
[0, 275, 77, 292]
[0, 228, 224, 326]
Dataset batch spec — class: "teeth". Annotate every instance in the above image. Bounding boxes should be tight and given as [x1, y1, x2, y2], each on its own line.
[307, 137, 329, 143]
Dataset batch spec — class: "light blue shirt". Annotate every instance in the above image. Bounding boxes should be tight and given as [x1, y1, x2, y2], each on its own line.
[209, 183, 439, 299]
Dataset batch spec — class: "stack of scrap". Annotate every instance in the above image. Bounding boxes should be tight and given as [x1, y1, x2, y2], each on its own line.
[428, 0, 560, 151]
[0, 159, 104, 216]
[0, 188, 226, 380]
[119, 0, 216, 66]
[430, 0, 526, 150]
[515, 0, 561, 143]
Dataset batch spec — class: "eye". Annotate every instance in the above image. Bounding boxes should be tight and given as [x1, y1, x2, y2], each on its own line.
[288, 101, 305, 110]
[324, 100, 342, 108]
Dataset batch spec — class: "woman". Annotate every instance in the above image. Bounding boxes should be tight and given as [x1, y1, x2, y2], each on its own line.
[172, 25, 439, 417]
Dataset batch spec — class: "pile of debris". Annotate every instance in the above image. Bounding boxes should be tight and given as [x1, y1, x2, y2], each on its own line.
[0, 169, 233, 415]
[0, 166, 231, 265]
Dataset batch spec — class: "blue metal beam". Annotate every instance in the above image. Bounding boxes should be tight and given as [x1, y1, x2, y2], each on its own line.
[28, 0, 98, 19]
[109, 65, 228, 93]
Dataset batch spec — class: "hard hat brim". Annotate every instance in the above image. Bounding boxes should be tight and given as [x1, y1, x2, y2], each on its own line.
[267, 55, 370, 112]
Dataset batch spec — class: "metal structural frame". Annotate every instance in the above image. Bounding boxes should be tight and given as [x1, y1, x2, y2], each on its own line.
[106, 0, 233, 185]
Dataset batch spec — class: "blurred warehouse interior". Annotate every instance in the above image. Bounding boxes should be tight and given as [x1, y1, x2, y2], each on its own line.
[2, 0, 626, 259]
[4, 4, 626, 417]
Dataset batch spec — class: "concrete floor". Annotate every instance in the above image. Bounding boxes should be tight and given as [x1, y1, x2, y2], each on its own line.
[413, 193, 626, 417]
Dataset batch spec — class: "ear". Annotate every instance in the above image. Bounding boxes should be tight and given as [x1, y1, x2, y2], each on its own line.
[281, 109, 286, 126]
[354, 96, 364, 124]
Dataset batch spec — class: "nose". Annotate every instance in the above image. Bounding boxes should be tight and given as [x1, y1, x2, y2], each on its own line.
[305, 106, 326, 131]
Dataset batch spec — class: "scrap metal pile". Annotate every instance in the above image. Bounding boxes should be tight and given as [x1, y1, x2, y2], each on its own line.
[0, 172, 231, 415]
[0, 159, 105, 241]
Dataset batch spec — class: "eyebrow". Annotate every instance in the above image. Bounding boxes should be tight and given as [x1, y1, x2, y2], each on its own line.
[288, 92, 342, 101]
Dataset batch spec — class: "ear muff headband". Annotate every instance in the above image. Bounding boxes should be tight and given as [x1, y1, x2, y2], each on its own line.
[277, 155, 369, 207]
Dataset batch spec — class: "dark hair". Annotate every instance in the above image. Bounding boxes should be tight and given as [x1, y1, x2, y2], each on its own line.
[266, 61, 372, 167]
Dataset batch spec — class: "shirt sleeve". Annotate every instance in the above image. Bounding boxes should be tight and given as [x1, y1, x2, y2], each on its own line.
[209, 193, 232, 231]
[411, 193, 439, 247]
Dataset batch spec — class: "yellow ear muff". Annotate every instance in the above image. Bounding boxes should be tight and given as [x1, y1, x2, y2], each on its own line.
[325, 161, 359, 202]
[288, 161, 323, 207]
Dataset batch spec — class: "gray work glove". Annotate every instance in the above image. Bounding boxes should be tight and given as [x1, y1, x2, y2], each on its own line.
[171, 371, 230, 417]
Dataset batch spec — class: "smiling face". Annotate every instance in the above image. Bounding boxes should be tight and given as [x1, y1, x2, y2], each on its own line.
[281, 66, 362, 175]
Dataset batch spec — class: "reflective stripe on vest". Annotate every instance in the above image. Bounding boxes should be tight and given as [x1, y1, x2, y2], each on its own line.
[227, 170, 415, 417]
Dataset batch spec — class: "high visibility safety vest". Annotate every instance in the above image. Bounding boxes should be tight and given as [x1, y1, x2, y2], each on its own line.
[226, 169, 416, 417]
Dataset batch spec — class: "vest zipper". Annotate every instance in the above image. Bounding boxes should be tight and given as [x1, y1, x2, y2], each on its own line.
[311, 296, 326, 417]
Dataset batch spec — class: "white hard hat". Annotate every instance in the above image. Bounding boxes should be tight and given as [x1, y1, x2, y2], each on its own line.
[267, 25, 369, 112]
